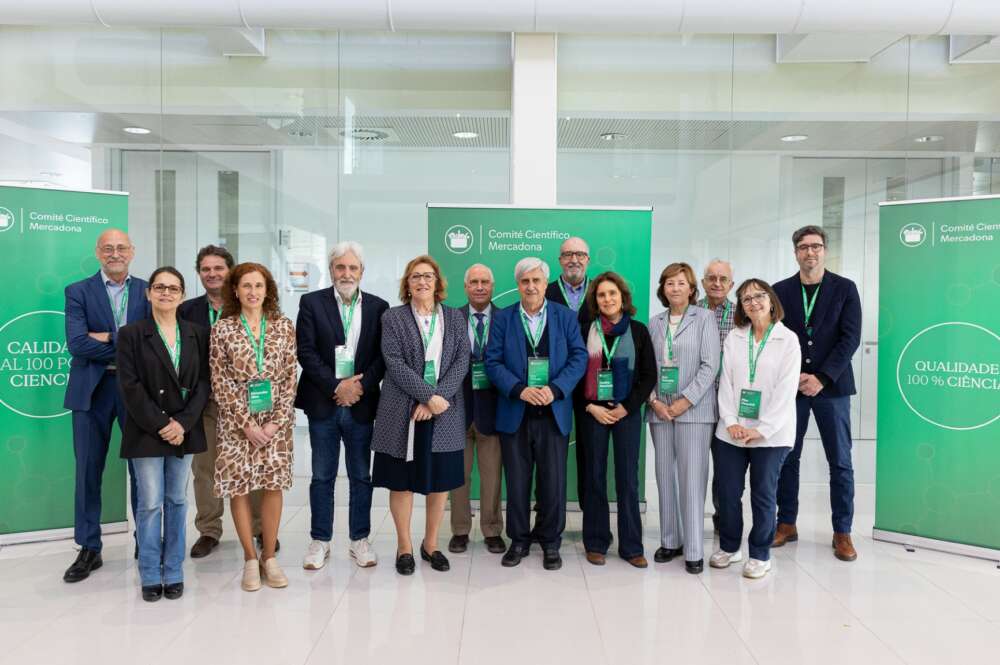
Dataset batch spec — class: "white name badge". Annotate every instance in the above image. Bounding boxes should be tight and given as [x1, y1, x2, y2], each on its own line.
[334, 345, 355, 379]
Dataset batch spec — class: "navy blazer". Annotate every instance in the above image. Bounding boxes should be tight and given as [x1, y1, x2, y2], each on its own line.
[64, 271, 151, 411]
[484, 300, 588, 437]
[460, 303, 498, 436]
[545, 279, 593, 326]
[177, 294, 219, 331]
[294, 287, 389, 423]
[773, 270, 862, 398]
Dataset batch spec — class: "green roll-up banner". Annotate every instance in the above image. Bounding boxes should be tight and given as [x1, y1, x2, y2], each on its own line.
[0, 184, 130, 543]
[428, 205, 653, 503]
[875, 195, 1000, 557]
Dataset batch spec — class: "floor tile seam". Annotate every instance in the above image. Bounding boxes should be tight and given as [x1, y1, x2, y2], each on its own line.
[696, 567, 763, 665]
[455, 536, 477, 665]
[576, 545, 613, 665]
[897, 550, 995, 622]
[300, 540, 364, 665]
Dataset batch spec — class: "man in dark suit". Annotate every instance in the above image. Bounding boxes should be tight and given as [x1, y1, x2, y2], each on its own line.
[296, 241, 388, 570]
[772, 225, 862, 562]
[179, 245, 267, 559]
[63, 228, 149, 583]
[448, 263, 505, 555]
[486, 257, 588, 571]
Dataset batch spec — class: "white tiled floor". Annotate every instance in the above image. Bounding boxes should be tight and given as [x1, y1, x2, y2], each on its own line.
[2, 482, 999, 665]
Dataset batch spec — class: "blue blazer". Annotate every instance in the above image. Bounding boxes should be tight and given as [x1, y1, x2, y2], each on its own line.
[773, 270, 862, 398]
[64, 271, 151, 411]
[460, 303, 498, 436]
[484, 300, 588, 437]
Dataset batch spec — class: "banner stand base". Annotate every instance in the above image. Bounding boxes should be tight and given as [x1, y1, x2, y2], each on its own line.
[873, 528, 1000, 566]
[1, 521, 128, 547]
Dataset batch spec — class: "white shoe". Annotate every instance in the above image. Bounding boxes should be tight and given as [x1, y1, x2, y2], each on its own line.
[349, 538, 378, 568]
[302, 540, 331, 570]
[709, 549, 743, 569]
[742, 558, 772, 579]
[241, 559, 261, 592]
[260, 556, 288, 588]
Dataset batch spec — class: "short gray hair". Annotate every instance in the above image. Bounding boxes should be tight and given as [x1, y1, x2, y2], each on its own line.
[329, 241, 365, 268]
[464, 263, 494, 283]
[514, 257, 550, 282]
[703, 258, 733, 277]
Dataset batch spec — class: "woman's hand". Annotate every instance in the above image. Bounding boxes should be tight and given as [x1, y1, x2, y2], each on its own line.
[608, 404, 628, 421]
[413, 404, 434, 421]
[666, 397, 691, 419]
[243, 424, 271, 449]
[586, 404, 616, 426]
[426, 395, 450, 415]
[740, 428, 763, 445]
[159, 418, 185, 445]
[727, 424, 747, 441]
[261, 422, 280, 440]
[650, 399, 673, 421]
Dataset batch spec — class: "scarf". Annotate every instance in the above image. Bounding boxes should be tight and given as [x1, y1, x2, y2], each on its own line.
[584, 314, 635, 402]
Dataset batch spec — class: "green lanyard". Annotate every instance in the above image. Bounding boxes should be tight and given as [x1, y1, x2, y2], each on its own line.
[109, 282, 129, 328]
[665, 306, 687, 361]
[156, 322, 182, 372]
[340, 292, 359, 336]
[520, 305, 547, 355]
[699, 297, 731, 323]
[557, 277, 587, 312]
[418, 310, 438, 349]
[802, 283, 821, 330]
[596, 322, 621, 367]
[747, 323, 775, 385]
[240, 314, 267, 374]
[469, 313, 489, 354]
[208, 302, 221, 326]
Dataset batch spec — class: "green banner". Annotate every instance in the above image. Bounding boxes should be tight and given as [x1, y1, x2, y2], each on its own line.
[0, 185, 129, 541]
[876, 196, 1000, 551]
[428, 205, 653, 503]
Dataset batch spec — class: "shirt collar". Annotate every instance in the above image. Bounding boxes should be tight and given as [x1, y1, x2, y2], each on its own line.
[520, 301, 547, 321]
[561, 276, 586, 293]
[469, 303, 492, 319]
[334, 287, 361, 307]
[101, 271, 130, 288]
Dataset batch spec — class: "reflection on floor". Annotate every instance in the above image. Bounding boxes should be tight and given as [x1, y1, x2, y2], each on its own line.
[1, 482, 998, 665]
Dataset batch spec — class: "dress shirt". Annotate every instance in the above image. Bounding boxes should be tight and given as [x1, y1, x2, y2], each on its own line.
[560, 277, 587, 312]
[467, 303, 492, 354]
[102, 270, 131, 330]
[335, 287, 363, 357]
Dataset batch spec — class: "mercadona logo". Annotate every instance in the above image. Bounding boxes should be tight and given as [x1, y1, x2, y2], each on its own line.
[899, 223, 926, 247]
[0, 206, 16, 233]
[445, 224, 474, 254]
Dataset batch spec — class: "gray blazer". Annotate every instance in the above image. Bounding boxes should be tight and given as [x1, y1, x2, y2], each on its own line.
[646, 305, 721, 425]
[372, 304, 471, 459]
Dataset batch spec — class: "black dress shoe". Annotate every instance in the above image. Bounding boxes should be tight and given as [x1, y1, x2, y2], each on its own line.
[420, 545, 451, 572]
[653, 546, 683, 563]
[501, 547, 527, 567]
[484, 536, 507, 554]
[163, 582, 184, 599]
[542, 549, 562, 571]
[63, 548, 103, 583]
[395, 552, 416, 576]
[141, 585, 164, 602]
[190, 535, 219, 559]
[254, 535, 280, 553]
[448, 534, 469, 553]
[685, 559, 704, 575]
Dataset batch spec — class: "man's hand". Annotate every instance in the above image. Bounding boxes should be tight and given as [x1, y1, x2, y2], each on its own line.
[88, 332, 111, 343]
[427, 395, 450, 415]
[334, 374, 364, 407]
[413, 404, 434, 421]
[536, 386, 555, 405]
[799, 373, 824, 397]
[519, 387, 546, 406]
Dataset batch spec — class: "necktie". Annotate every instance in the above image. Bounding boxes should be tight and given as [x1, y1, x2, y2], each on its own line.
[474, 312, 486, 358]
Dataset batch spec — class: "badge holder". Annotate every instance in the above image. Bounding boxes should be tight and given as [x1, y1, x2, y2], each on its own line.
[738, 389, 762, 419]
[597, 369, 614, 401]
[334, 345, 355, 379]
[471, 361, 491, 390]
[527, 356, 550, 387]
[248, 379, 273, 414]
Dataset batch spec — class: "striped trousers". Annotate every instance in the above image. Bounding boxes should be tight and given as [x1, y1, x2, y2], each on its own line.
[649, 421, 714, 562]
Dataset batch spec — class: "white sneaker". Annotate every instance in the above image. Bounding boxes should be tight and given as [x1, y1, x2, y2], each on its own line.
[709, 549, 743, 569]
[349, 538, 378, 568]
[742, 558, 772, 579]
[241, 559, 261, 592]
[302, 539, 331, 570]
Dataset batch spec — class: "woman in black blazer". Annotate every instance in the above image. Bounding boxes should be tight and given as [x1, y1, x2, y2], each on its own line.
[117, 266, 210, 603]
[574, 271, 657, 568]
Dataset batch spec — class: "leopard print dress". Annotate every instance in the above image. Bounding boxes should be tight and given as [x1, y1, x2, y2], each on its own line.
[209, 314, 297, 498]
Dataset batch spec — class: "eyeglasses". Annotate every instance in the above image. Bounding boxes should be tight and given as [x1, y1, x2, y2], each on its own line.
[150, 284, 183, 295]
[795, 243, 825, 253]
[740, 292, 769, 306]
[98, 244, 132, 255]
[409, 272, 436, 283]
[560, 251, 589, 260]
[704, 275, 731, 284]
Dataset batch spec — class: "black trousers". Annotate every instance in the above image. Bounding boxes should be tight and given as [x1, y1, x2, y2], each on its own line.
[501, 413, 568, 551]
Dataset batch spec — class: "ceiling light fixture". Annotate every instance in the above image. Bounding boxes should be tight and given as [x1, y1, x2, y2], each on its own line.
[600, 132, 626, 141]
[123, 126, 151, 135]
[339, 129, 389, 141]
[453, 131, 478, 139]
[914, 135, 944, 143]
[780, 134, 808, 142]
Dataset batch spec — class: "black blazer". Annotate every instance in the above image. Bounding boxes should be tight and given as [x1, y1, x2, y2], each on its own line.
[545, 279, 593, 326]
[573, 317, 657, 415]
[178, 294, 220, 331]
[773, 270, 862, 398]
[460, 303, 499, 436]
[294, 287, 389, 422]
[116, 318, 210, 458]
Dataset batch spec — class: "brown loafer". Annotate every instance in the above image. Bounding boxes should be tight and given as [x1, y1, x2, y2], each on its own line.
[585, 551, 606, 566]
[190, 535, 219, 559]
[832, 533, 858, 562]
[772, 523, 798, 547]
[626, 555, 648, 569]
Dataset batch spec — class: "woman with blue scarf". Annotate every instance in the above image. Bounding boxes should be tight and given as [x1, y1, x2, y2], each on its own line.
[575, 272, 657, 568]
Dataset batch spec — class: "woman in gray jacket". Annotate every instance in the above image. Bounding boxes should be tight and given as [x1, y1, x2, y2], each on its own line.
[646, 262, 721, 574]
[372, 255, 470, 575]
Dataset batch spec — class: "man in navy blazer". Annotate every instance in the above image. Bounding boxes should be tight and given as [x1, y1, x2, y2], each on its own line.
[295, 241, 388, 570]
[63, 228, 150, 583]
[772, 225, 862, 562]
[448, 264, 505, 556]
[485, 257, 588, 571]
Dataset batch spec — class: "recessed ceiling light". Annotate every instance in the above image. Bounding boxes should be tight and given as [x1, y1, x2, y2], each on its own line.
[123, 126, 151, 135]
[914, 135, 944, 143]
[600, 132, 626, 141]
[780, 134, 809, 142]
[453, 131, 478, 139]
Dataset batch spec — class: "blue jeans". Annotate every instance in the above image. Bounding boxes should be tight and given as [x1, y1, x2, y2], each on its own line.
[308, 407, 374, 542]
[132, 455, 192, 587]
[712, 438, 789, 562]
[776, 394, 855, 533]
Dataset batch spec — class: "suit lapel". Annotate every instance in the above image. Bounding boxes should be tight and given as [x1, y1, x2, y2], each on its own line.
[126, 277, 146, 324]
[176, 321, 198, 390]
[674, 307, 697, 339]
[90, 273, 117, 330]
[440, 307, 456, 374]
[805, 272, 834, 333]
[320, 287, 346, 344]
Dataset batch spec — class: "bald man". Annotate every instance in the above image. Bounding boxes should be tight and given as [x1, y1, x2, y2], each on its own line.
[545, 237, 592, 320]
[63, 229, 150, 583]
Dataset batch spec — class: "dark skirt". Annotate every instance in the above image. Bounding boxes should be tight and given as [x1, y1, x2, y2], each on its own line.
[372, 420, 463, 495]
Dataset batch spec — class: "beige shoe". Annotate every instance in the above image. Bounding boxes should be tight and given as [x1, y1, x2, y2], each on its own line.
[241, 559, 261, 592]
[260, 556, 288, 588]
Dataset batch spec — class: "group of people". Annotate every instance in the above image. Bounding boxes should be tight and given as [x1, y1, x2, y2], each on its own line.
[60, 223, 861, 601]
